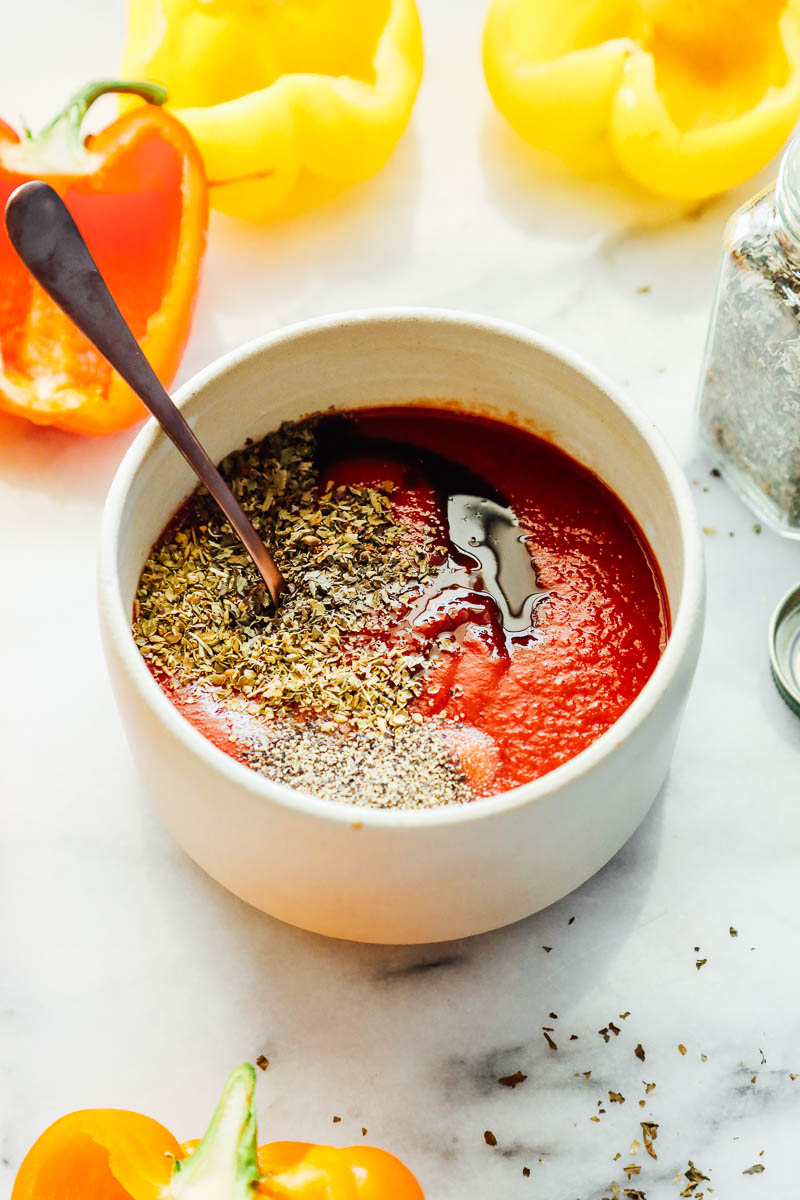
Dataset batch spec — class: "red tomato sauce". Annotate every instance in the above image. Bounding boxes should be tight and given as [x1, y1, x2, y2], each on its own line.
[159, 406, 669, 799]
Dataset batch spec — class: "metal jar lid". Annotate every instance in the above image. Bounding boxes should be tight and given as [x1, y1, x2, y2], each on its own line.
[769, 582, 800, 717]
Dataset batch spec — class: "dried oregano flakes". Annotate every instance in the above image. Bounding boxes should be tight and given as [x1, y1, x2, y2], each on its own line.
[132, 416, 472, 808]
[134, 417, 435, 728]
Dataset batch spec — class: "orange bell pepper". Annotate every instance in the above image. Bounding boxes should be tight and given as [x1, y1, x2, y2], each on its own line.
[11, 1064, 425, 1200]
[0, 80, 207, 436]
[255, 1142, 425, 1197]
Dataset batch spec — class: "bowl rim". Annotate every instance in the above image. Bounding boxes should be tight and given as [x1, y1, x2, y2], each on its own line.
[98, 306, 705, 830]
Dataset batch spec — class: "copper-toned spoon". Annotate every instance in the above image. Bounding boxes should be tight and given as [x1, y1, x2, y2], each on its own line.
[5, 180, 286, 605]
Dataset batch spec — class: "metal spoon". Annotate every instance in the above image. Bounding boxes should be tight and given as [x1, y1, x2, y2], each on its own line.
[4, 180, 286, 606]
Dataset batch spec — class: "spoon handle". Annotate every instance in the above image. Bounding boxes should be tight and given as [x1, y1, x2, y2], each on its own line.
[5, 180, 286, 605]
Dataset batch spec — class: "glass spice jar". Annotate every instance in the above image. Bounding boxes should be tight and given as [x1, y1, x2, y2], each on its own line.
[697, 136, 800, 537]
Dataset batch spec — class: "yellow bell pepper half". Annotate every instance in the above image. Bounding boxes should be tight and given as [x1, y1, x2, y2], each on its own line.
[123, 0, 423, 219]
[483, 0, 800, 200]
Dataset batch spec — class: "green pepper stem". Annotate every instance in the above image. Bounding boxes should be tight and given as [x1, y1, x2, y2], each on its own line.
[168, 1064, 262, 1199]
[4, 79, 169, 175]
[35, 79, 167, 141]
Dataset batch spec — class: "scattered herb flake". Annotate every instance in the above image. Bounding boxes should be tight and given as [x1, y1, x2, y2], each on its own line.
[640, 1123, 659, 1160]
[498, 1070, 527, 1088]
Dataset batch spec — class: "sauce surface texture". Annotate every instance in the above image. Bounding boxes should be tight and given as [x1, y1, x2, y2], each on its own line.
[135, 406, 669, 804]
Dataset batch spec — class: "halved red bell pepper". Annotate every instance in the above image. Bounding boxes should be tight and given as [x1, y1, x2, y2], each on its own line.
[0, 80, 207, 436]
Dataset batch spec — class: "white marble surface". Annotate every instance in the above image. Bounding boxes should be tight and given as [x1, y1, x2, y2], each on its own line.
[3, 3, 800, 1197]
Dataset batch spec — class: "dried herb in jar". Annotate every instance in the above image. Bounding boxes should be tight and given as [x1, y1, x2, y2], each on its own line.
[698, 136, 800, 535]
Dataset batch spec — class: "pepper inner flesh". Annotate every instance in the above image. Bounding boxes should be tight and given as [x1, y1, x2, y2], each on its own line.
[16, 1133, 136, 1200]
[644, 0, 792, 130]
[0, 130, 183, 411]
[500, 0, 794, 131]
[505, 0, 634, 62]
[157, 0, 392, 109]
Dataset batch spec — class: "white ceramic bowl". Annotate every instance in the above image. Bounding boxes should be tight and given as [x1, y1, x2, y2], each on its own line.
[99, 309, 704, 944]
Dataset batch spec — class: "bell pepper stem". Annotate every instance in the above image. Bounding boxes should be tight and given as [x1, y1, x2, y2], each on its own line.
[168, 1064, 262, 1199]
[35, 79, 167, 141]
[12, 79, 168, 175]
